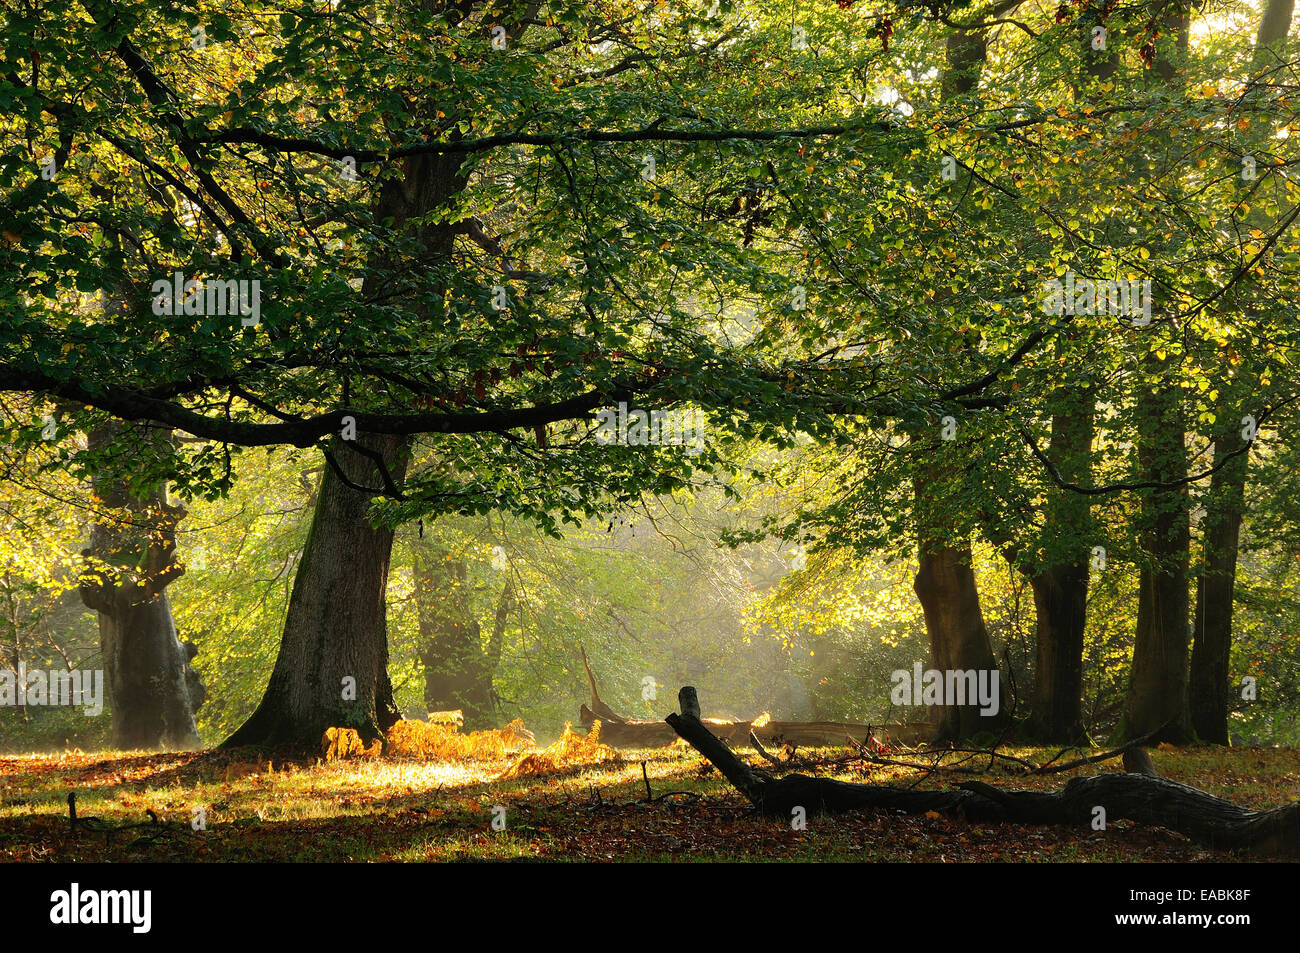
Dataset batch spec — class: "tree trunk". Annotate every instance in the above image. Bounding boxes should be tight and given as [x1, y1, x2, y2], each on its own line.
[1020, 13, 1113, 745]
[4, 571, 27, 720]
[1252, 0, 1295, 69]
[1189, 410, 1249, 745]
[667, 687, 1300, 857]
[913, 462, 1006, 740]
[1028, 398, 1095, 743]
[94, 591, 201, 749]
[79, 422, 203, 750]
[1122, 365, 1193, 744]
[578, 644, 626, 725]
[913, 542, 1006, 740]
[222, 107, 470, 748]
[1028, 561, 1089, 742]
[222, 432, 408, 748]
[587, 716, 930, 749]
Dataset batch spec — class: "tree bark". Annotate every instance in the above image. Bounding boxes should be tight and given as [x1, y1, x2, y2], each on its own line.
[1251, 0, 1295, 70]
[579, 655, 929, 747]
[667, 687, 1300, 857]
[1122, 366, 1193, 744]
[912, 536, 1006, 740]
[586, 716, 930, 749]
[1028, 397, 1095, 742]
[91, 591, 201, 749]
[913, 457, 1006, 740]
[1020, 14, 1112, 745]
[1028, 562, 1089, 741]
[222, 432, 408, 747]
[1189, 408, 1249, 745]
[79, 421, 203, 750]
[578, 644, 626, 725]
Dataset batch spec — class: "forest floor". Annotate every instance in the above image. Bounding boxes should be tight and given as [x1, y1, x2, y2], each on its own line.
[1, 742, 1297, 862]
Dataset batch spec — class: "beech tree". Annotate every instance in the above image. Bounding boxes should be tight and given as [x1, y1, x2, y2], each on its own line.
[1188, 0, 1295, 745]
[2, 0, 915, 746]
[78, 420, 204, 748]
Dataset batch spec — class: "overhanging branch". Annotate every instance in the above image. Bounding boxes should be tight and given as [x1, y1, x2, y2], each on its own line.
[0, 365, 634, 447]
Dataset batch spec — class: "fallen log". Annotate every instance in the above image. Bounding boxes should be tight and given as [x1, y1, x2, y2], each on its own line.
[665, 685, 1300, 857]
[583, 712, 932, 749]
[581, 712, 735, 747]
[575, 647, 929, 748]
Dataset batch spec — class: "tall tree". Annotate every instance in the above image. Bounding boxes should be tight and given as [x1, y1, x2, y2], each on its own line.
[1018, 13, 1119, 742]
[78, 420, 203, 749]
[1120, 0, 1195, 745]
[909, 21, 1009, 742]
[224, 124, 468, 745]
[1189, 0, 1295, 744]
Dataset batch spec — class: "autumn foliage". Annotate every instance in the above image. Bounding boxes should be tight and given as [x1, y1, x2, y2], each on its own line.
[383, 718, 536, 761]
[498, 722, 622, 779]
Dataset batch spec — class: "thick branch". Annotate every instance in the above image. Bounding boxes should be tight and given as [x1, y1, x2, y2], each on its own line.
[0, 367, 633, 447]
[198, 123, 890, 163]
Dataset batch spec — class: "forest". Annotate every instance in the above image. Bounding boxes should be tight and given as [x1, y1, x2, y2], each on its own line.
[0, 0, 1298, 879]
